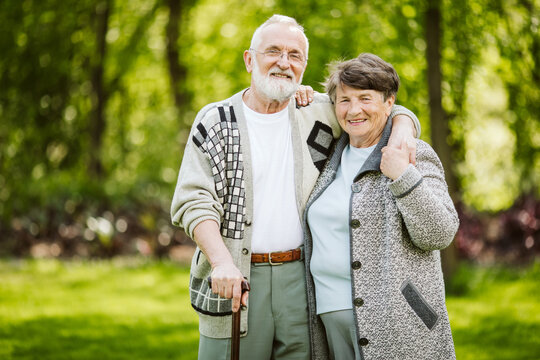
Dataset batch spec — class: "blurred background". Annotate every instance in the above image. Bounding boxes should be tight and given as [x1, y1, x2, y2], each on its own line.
[0, 0, 538, 359]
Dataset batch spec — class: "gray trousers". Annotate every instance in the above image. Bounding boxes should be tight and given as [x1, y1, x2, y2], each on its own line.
[198, 260, 310, 360]
[319, 309, 361, 360]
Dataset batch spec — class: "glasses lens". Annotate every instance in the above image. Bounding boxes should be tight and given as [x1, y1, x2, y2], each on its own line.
[263, 50, 304, 64]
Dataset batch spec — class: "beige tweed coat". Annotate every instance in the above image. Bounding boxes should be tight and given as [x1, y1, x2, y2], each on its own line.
[303, 119, 459, 360]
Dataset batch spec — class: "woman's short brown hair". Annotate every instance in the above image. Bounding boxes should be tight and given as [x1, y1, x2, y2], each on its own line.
[324, 53, 400, 103]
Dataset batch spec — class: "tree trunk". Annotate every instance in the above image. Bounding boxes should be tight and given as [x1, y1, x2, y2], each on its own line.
[89, 0, 111, 178]
[425, 0, 459, 282]
[165, 0, 189, 112]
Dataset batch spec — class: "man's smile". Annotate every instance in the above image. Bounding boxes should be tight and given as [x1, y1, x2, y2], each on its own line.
[270, 72, 292, 80]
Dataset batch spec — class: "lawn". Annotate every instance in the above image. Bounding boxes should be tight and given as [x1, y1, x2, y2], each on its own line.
[446, 262, 540, 360]
[0, 258, 538, 360]
[0, 258, 198, 360]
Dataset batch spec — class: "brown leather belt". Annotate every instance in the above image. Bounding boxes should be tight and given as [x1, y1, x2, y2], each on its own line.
[251, 247, 303, 265]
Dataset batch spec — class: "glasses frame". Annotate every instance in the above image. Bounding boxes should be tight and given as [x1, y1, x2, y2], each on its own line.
[249, 48, 307, 65]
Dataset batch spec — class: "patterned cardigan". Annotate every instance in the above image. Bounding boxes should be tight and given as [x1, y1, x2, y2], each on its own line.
[170, 89, 420, 339]
[303, 119, 459, 359]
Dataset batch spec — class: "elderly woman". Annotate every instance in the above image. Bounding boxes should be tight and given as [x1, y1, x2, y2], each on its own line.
[304, 53, 459, 360]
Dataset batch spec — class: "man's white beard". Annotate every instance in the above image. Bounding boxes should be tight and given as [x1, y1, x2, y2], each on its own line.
[251, 58, 302, 102]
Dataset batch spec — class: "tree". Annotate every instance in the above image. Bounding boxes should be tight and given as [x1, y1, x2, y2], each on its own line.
[164, 0, 194, 113]
[89, 0, 112, 178]
[424, 0, 460, 280]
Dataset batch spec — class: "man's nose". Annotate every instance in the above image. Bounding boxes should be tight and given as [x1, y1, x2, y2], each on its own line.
[276, 53, 291, 68]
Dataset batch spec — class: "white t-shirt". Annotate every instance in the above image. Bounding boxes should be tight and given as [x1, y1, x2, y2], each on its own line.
[243, 102, 303, 253]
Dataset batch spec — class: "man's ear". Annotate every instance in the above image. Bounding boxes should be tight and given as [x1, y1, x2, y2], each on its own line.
[244, 50, 253, 73]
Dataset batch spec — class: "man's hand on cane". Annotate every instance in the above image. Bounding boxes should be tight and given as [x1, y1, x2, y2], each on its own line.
[192, 220, 249, 313]
[210, 262, 249, 312]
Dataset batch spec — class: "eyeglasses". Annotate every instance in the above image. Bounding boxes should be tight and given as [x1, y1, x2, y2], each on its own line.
[249, 48, 306, 65]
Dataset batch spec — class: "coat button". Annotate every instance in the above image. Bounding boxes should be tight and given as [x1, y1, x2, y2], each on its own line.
[359, 338, 369, 346]
[352, 261, 361, 270]
[242, 248, 249, 255]
[351, 183, 361, 193]
[350, 219, 360, 228]
[240, 330, 247, 335]
[244, 219, 252, 226]
[353, 298, 364, 307]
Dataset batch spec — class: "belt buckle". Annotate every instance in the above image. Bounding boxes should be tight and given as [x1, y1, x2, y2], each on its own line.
[268, 251, 283, 266]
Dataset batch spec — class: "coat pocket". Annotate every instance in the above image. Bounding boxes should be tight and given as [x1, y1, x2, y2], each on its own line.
[400, 280, 439, 330]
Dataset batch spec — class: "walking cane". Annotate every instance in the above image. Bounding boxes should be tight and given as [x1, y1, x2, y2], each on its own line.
[208, 277, 250, 360]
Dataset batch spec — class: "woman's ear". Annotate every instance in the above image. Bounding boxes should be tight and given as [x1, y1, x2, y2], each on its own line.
[385, 94, 396, 116]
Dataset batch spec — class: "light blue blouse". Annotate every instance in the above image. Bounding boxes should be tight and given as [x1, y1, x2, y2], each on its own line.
[307, 143, 376, 314]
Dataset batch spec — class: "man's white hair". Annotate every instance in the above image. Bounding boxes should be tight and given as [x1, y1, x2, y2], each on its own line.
[250, 14, 309, 60]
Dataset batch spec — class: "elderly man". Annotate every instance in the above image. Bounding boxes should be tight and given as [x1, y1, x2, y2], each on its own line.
[171, 15, 420, 359]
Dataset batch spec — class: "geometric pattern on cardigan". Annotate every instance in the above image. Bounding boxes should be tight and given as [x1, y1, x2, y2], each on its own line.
[192, 105, 245, 240]
[306, 120, 335, 172]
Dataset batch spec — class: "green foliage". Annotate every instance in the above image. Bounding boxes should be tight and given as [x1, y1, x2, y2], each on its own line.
[491, 0, 540, 193]
[0, 0, 179, 227]
[0, 0, 538, 231]
[0, 259, 538, 359]
[0, 0, 95, 206]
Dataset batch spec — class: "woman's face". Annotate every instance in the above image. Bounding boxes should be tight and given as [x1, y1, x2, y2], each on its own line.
[335, 84, 394, 148]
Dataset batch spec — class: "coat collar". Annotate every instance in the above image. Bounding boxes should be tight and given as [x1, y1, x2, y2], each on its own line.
[353, 117, 393, 181]
[304, 117, 393, 218]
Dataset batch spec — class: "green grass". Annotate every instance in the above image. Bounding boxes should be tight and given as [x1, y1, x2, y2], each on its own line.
[0, 259, 538, 359]
[0, 258, 198, 360]
[446, 262, 540, 360]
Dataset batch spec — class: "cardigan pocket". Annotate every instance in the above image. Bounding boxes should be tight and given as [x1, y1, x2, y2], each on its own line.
[400, 280, 439, 330]
[191, 247, 210, 277]
[188, 236, 245, 317]
[189, 246, 233, 316]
